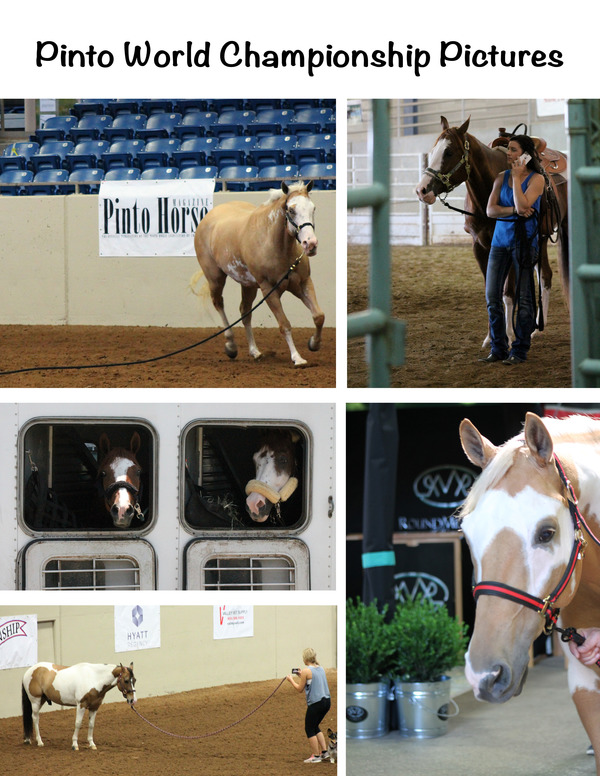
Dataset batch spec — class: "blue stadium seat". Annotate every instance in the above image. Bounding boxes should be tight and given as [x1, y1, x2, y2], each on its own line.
[213, 136, 257, 168]
[172, 113, 213, 141]
[69, 115, 113, 142]
[68, 168, 104, 194]
[250, 109, 295, 137]
[299, 163, 336, 189]
[29, 169, 70, 195]
[244, 98, 281, 112]
[135, 113, 182, 141]
[136, 138, 180, 170]
[104, 167, 141, 181]
[140, 166, 179, 180]
[287, 108, 335, 136]
[140, 99, 174, 115]
[0, 169, 33, 195]
[253, 164, 300, 190]
[70, 101, 110, 120]
[105, 100, 141, 118]
[173, 99, 208, 116]
[213, 110, 256, 139]
[178, 165, 218, 180]
[3, 141, 40, 164]
[0, 155, 28, 173]
[65, 140, 110, 171]
[253, 135, 297, 168]
[219, 165, 259, 191]
[172, 137, 218, 169]
[208, 99, 244, 113]
[291, 134, 336, 167]
[101, 140, 146, 171]
[103, 114, 147, 143]
[34, 115, 78, 144]
[283, 99, 320, 111]
[30, 141, 75, 172]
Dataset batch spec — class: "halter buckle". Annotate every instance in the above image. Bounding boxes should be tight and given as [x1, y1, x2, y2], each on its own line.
[575, 528, 588, 559]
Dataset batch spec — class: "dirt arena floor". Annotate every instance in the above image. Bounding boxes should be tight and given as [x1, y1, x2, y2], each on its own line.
[348, 244, 572, 388]
[1, 672, 337, 776]
[0, 326, 335, 388]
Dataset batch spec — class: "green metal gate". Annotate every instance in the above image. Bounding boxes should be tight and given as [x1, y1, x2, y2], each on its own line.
[347, 100, 405, 387]
[568, 99, 600, 386]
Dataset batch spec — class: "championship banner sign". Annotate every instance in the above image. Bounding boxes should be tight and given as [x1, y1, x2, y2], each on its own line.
[213, 606, 254, 640]
[114, 605, 161, 652]
[98, 178, 215, 257]
[0, 614, 37, 669]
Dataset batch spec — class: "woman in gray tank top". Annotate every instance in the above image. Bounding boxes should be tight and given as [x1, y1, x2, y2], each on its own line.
[286, 647, 332, 763]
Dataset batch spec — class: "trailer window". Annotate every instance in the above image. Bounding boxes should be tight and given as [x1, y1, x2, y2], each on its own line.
[21, 422, 155, 534]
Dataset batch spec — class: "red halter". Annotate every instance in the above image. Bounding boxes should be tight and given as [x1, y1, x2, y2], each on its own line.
[472, 454, 593, 635]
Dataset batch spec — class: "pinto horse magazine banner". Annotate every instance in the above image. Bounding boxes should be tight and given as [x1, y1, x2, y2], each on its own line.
[0, 615, 37, 669]
[98, 178, 215, 256]
[213, 606, 254, 640]
[114, 605, 161, 652]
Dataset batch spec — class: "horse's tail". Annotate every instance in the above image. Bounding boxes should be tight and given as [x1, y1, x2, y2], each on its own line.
[189, 268, 209, 299]
[22, 684, 33, 741]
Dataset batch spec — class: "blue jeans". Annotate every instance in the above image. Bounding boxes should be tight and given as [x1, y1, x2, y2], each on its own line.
[485, 245, 536, 360]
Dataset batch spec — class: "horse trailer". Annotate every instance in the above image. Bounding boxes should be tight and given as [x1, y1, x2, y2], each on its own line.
[0, 402, 335, 591]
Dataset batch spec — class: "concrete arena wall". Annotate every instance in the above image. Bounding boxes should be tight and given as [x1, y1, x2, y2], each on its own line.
[0, 190, 335, 327]
[0, 605, 337, 719]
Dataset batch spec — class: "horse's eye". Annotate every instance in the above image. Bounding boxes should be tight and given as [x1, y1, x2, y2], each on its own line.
[137, 470, 142, 477]
[536, 527, 555, 544]
[278, 456, 288, 465]
[100, 471, 106, 477]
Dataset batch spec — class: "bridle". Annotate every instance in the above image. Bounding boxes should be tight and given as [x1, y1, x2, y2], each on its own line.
[473, 454, 596, 636]
[103, 478, 144, 522]
[285, 201, 315, 245]
[424, 132, 471, 199]
[245, 476, 299, 524]
[116, 667, 135, 703]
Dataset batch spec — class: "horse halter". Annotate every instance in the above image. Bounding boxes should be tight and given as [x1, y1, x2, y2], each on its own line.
[103, 479, 144, 522]
[425, 135, 471, 197]
[285, 208, 315, 244]
[116, 667, 135, 702]
[473, 454, 590, 636]
[245, 476, 299, 523]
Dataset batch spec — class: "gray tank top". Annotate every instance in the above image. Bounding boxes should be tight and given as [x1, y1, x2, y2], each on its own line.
[304, 664, 330, 705]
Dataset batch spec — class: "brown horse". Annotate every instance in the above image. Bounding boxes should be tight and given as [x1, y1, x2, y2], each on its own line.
[459, 413, 600, 775]
[415, 116, 569, 343]
[98, 432, 143, 528]
[193, 181, 324, 367]
[245, 429, 299, 523]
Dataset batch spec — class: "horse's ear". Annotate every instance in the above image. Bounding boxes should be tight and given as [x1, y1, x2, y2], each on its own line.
[524, 412, 554, 467]
[130, 431, 141, 455]
[458, 116, 471, 135]
[281, 181, 289, 195]
[99, 433, 111, 457]
[459, 418, 497, 469]
[306, 180, 313, 192]
[441, 116, 450, 130]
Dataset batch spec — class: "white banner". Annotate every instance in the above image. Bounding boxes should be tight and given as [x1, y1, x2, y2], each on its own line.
[213, 605, 254, 640]
[114, 605, 161, 652]
[0, 615, 37, 670]
[98, 178, 215, 257]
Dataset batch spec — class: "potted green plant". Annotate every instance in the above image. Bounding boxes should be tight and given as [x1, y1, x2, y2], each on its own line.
[346, 597, 396, 739]
[387, 597, 469, 739]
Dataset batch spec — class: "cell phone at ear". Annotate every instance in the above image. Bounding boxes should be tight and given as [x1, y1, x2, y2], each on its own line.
[519, 153, 532, 165]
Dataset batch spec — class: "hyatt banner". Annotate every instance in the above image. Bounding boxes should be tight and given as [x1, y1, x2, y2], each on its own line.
[0, 615, 37, 669]
[114, 605, 161, 652]
[98, 178, 215, 256]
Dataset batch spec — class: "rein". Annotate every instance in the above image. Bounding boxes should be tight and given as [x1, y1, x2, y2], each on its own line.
[128, 677, 286, 740]
[473, 453, 600, 636]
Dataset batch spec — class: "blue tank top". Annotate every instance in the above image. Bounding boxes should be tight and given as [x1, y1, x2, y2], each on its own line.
[491, 170, 541, 249]
[304, 665, 330, 706]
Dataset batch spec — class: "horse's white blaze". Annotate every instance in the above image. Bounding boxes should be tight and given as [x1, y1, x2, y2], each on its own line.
[110, 456, 134, 479]
[415, 137, 450, 204]
[464, 656, 498, 700]
[286, 195, 317, 254]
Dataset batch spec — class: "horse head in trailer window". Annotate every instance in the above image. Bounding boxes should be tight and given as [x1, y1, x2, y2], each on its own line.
[97, 432, 144, 529]
[245, 429, 300, 523]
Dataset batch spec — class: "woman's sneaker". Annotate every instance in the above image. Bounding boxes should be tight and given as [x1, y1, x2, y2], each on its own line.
[304, 754, 322, 763]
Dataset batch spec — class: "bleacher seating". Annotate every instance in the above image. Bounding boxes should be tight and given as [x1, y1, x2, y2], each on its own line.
[140, 166, 179, 180]
[0, 169, 33, 195]
[1, 98, 336, 194]
[68, 168, 104, 193]
[29, 169, 70, 195]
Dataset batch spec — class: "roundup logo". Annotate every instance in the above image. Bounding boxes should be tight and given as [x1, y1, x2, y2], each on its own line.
[413, 465, 475, 509]
[394, 572, 450, 605]
[0, 619, 28, 646]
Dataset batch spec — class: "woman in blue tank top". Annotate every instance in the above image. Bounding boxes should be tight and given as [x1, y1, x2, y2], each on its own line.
[286, 647, 332, 763]
[479, 134, 545, 365]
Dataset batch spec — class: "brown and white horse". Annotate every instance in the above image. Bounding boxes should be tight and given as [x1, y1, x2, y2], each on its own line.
[193, 181, 324, 367]
[22, 661, 136, 750]
[415, 116, 569, 343]
[459, 412, 600, 774]
[98, 432, 143, 529]
[245, 429, 299, 523]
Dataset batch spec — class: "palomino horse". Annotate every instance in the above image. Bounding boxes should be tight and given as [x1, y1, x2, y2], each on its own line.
[193, 181, 324, 367]
[22, 661, 136, 750]
[98, 432, 143, 528]
[415, 116, 569, 343]
[459, 412, 600, 774]
[245, 429, 299, 523]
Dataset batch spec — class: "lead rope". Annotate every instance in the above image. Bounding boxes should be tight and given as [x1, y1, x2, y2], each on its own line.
[128, 677, 286, 740]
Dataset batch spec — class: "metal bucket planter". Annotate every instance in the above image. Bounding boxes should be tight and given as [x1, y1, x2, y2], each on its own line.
[393, 676, 458, 739]
[346, 681, 390, 739]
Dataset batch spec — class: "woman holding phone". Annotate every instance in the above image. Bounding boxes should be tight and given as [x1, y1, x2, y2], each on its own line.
[479, 134, 546, 365]
[286, 648, 331, 763]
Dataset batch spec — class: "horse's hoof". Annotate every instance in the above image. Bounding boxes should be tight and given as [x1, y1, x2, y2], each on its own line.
[293, 358, 308, 368]
[252, 352, 263, 361]
[308, 337, 321, 352]
[224, 344, 238, 359]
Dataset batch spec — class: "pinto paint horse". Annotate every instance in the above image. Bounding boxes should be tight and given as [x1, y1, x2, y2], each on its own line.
[98, 432, 143, 529]
[193, 181, 324, 367]
[415, 116, 569, 343]
[245, 429, 299, 523]
[22, 661, 136, 750]
[459, 412, 600, 775]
